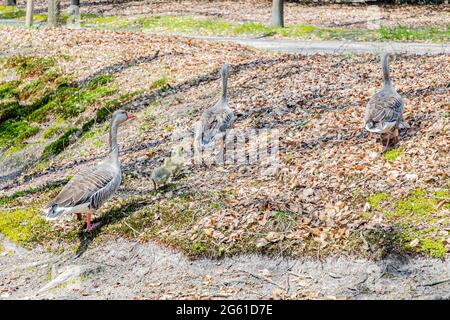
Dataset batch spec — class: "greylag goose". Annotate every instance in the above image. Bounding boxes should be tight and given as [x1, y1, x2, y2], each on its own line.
[45, 109, 136, 231]
[364, 53, 405, 150]
[194, 64, 235, 152]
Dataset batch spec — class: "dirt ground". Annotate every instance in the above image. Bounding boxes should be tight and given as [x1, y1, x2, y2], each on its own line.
[15, 0, 450, 28]
[1, 235, 450, 300]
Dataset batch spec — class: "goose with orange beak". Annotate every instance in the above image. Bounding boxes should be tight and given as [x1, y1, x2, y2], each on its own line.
[46, 109, 136, 231]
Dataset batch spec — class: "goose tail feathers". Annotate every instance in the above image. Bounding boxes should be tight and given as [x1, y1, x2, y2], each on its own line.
[45, 204, 66, 220]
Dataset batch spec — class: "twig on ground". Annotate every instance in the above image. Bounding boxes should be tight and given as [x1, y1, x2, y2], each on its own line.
[423, 278, 450, 287]
[237, 269, 286, 291]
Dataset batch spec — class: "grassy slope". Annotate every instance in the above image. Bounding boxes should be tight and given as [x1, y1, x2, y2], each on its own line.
[0, 30, 448, 259]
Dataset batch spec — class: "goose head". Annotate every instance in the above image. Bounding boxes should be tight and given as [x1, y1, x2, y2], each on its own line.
[112, 109, 136, 126]
[220, 64, 232, 77]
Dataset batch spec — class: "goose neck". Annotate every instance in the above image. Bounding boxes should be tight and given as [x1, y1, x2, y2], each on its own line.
[221, 71, 228, 102]
[382, 53, 392, 86]
[109, 119, 119, 152]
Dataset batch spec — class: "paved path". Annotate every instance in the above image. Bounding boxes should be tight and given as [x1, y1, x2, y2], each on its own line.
[184, 35, 450, 55]
[1, 20, 448, 55]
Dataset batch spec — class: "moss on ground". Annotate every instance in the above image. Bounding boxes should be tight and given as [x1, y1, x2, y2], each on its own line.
[41, 127, 79, 159]
[0, 208, 56, 246]
[5, 56, 56, 78]
[0, 183, 79, 248]
[382, 148, 404, 161]
[365, 188, 449, 258]
[149, 74, 169, 91]
[0, 55, 121, 159]
[368, 192, 391, 209]
[0, 120, 40, 148]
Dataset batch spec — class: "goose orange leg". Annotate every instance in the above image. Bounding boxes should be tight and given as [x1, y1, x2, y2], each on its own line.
[393, 128, 399, 145]
[85, 212, 100, 232]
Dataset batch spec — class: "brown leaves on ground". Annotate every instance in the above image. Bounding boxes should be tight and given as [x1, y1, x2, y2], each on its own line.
[0, 26, 448, 258]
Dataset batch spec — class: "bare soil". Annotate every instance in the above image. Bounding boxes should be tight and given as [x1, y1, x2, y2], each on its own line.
[2, 235, 450, 299]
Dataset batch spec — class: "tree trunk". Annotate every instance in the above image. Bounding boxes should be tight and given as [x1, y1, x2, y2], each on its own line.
[271, 0, 284, 28]
[48, 0, 60, 27]
[69, 0, 80, 15]
[25, 0, 34, 27]
[67, 0, 81, 27]
[7, 0, 17, 6]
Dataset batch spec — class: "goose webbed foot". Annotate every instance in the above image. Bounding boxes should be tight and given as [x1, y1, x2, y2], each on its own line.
[85, 222, 101, 232]
[85, 212, 100, 232]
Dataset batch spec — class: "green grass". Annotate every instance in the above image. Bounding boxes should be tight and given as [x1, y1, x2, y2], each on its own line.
[82, 14, 134, 29]
[271, 210, 297, 233]
[0, 5, 25, 19]
[0, 187, 42, 206]
[0, 7, 448, 42]
[149, 74, 169, 90]
[98, 15, 448, 43]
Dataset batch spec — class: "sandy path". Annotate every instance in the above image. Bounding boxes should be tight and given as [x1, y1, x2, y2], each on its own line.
[1, 235, 450, 300]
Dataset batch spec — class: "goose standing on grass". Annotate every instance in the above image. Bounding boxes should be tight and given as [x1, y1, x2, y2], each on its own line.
[364, 53, 405, 151]
[194, 64, 235, 153]
[45, 109, 136, 231]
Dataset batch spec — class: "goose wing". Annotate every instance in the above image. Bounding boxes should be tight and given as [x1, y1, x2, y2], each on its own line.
[199, 107, 234, 146]
[365, 90, 403, 128]
[49, 164, 117, 209]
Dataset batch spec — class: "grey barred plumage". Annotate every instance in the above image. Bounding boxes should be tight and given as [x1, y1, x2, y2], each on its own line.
[195, 64, 235, 151]
[45, 109, 135, 231]
[364, 53, 405, 149]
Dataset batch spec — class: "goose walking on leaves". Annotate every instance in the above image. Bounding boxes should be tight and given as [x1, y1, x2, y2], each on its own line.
[194, 64, 235, 155]
[364, 53, 406, 151]
[45, 109, 136, 231]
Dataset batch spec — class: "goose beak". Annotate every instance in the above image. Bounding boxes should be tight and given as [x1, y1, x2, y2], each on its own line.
[127, 112, 137, 120]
